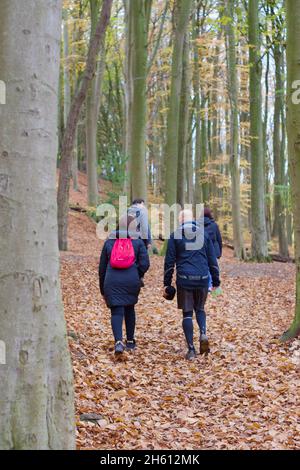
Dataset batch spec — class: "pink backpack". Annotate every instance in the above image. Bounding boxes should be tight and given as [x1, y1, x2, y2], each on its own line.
[110, 238, 135, 269]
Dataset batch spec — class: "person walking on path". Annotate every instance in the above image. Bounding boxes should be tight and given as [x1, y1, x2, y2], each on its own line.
[128, 198, 152, 250]
[99, 215, 150, 355]
[203, 207, 222, 291]
[204, 207, 222, 259]
[164, 210, 221, 360]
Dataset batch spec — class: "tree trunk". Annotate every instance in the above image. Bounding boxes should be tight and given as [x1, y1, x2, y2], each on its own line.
[281, 0, 300, 341]
[86, 0, 106, 207]
[71, 19, 82, 191]
[63, 16, 71, 137]
[248, 0, 268, 260]
[200, 93, 209, 203]
[225, 0, 245, 259]
[165, 0, 193, 207]
[123, 0, 133, 197]
[57, 0, 113, 251]
[273, 41, 289, 257]
[210, 31, 221, 219]
[0, 0, 75, 449]
[128, 0, 152, 202]
[177, 33, 190, 208]
[264, 47, 272, 242]
[193, 6, 202, 206]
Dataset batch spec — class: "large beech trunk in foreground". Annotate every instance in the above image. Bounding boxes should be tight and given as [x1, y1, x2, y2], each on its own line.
[281, 0, 300, 341]
[248, 0, 268, 261]
[0, 0, 75, 449]
[57, 0, 113, 251]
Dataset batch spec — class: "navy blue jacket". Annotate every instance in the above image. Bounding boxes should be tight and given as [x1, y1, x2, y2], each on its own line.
[204, 216, 222, 259]
[164, 221, 220, 290]
[99, 231, 150, 308]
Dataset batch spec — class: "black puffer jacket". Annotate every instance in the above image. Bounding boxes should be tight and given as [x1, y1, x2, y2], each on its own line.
[204, 216, 222, 259]
[99, 231, 150, 308]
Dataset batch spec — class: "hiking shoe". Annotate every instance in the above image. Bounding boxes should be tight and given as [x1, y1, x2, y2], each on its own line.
[114, 341, 125, 355]
[185, 348, 196, 360]
[126, 339, 136, 351]
[200, 334, 210, 355]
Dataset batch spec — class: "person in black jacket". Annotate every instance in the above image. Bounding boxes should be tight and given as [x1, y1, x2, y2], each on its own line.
[99, 215, 150, 355]
[203, 207, 222, 291]
[164, 210, 220, 360]
[204, 207, 222, 259]
[127, 198, 152, 249]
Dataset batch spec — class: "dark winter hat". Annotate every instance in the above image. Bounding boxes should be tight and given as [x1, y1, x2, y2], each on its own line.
[163, 286, 176, 301]
[204, 207, 213, 219]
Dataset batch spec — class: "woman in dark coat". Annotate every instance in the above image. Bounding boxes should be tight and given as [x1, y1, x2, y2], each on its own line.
[203, 208, 222, 291]
[99, 215, 150, 355]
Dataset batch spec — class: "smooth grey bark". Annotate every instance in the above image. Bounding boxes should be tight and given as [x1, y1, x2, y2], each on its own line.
[123, 0, 133, 196]
[129, 0, 153, 202]
[193, 6, 202, 206]
[248, 0, 268, 260]
[71, 18, 81, 190]
[165, 0, 193, 207]
[63, 15, 78, 191]
[0, 0, 75, 449]
[225, 0, 245, 259]
[86, 0, 106, 207]
[63, 16, 71, 135]
[271, 16, 289, 257]
[177, 33, 190, 207]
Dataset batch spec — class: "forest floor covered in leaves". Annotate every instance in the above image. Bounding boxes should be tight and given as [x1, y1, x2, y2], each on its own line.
[60, 178, 300, 450]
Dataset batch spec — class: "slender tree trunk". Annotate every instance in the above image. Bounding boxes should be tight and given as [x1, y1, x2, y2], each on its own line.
[248, 0, 268, 260]
[193, 6, 202, 206]
[128, 0, 152, 202]
[210, 32, 221, 218]
[57, 0, 113, 251]
[264, 47, 272, 242]
[225, 0, 245, 259]
[63, 15, 71, 137]
[123, 0, 133, 196]
[177, 33, 190, 207]
[86, 0, 106, 207]
[64, 15, 79, 191]
[273, 42, 289, 257]
[200, 93, 209, 203]
[281, 0, 300, 340]
[0, 0, 75, 449]
[71, 18, 82, 191]
[165, 0, 193, 207]
[186, 129, 194, 205]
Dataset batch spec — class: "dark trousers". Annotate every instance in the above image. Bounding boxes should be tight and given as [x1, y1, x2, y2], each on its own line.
[110, 305, 136, 342]
[178, 287, 209, 349]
